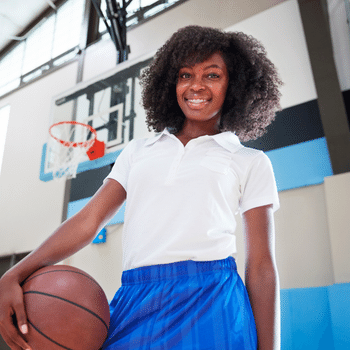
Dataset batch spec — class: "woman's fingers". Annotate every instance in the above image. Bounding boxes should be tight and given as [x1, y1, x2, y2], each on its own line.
[0, 319, 31, 350]
[0, 279, 31, 350]
[13, 301, 28, 336]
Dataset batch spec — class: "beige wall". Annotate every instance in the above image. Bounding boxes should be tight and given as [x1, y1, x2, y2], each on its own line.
[62, 224, 124, 300]
[235, 183, 335, 289]
[324, 172, 350, 284]
[65, 172, 350, 300]
[65, 175, 349, 301]
[1, 0, 349, 301]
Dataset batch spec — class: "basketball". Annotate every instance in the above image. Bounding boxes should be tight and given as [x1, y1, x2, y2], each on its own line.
[21, 265, 110, 350]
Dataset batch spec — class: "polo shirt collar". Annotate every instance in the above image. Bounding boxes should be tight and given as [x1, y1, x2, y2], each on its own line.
[145, 128, 243, 153]
[144, 129, 170, 146]
[211, 132, 243, 153]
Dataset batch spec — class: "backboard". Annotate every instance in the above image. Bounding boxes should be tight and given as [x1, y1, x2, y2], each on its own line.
[40, 53, 154, 181]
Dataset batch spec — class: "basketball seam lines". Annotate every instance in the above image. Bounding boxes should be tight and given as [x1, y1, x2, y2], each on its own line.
[22, 270, 100, 287]
[24, 291, 109, 331]
[27, 319, 73, 350]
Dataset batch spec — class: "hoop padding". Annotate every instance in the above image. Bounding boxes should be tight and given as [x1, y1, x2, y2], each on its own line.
[48, 121, 97, 180]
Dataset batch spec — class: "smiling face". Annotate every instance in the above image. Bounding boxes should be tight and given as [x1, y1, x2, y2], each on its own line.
[176, 52, 229, 128]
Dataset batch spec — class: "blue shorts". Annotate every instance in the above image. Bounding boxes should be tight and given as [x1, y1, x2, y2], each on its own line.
[102, 257, 257, 349]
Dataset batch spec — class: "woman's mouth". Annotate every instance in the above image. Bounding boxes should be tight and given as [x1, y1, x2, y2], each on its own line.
[185, 98, 209, 109]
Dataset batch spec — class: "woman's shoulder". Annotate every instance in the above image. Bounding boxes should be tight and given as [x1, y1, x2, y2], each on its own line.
[236, 145, 264, 157]
[123, 134, 155, 150]
[233, 145, 272, 172]
[120, 134, 162, 159]
[232, 143, 265, 160]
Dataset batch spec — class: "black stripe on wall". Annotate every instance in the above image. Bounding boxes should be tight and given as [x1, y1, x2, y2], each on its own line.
[69, 87, 350, 202]
[244, 88, 350, 152]
[341, 89, 350, 127]
[243, 99, 324, 151]
[70, 165, 113, 202]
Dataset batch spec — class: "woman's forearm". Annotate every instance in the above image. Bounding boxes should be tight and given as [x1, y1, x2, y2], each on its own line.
[4, 179, 126, 284]
[245, 262, 281, 350]
[4, 213, 99, 284]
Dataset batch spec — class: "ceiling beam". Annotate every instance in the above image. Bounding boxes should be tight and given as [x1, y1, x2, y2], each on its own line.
[298, 0, 350, 174]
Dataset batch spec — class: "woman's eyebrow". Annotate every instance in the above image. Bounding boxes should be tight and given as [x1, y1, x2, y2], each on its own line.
[204, 64, 223, 70]
[180, 64, 223, 70]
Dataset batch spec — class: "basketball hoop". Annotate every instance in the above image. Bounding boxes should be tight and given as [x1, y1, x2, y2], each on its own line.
[48, 121, 105, 180]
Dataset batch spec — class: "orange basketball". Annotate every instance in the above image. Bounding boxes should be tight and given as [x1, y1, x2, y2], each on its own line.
[21, 265, 110, 350]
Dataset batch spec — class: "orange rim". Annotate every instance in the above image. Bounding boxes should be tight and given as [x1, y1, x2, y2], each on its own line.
[49, 121, 97, 148]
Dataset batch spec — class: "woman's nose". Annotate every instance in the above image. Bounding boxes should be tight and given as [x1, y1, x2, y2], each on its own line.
[190, 76, 205, 91]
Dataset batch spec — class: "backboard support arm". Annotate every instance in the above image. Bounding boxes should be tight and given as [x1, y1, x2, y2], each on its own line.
[91, 0, 130, 63]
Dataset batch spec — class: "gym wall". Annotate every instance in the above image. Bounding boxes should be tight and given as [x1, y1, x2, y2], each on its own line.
[0, 0, 349, 349]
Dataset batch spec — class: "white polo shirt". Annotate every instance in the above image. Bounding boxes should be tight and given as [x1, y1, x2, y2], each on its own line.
[106, 129, 279, 271]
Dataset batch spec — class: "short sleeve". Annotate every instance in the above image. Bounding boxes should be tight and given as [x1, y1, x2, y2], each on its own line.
[104, 140, 136, 191]
[239, 152, 279, 215]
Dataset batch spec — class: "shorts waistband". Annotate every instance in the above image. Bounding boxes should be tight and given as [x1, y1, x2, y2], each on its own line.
[121, 257, 237, 285]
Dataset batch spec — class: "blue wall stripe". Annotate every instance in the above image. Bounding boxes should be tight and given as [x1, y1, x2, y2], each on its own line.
[67, 196, 126, 225]
[281, 287, 334, 350]
[281, 283, 350, 350]
[65, 136, 334, 222]
[327, 283, 350, 349]
[43, 137, 333, 193]
[40, 144, 122, 182]
[266, 137, 333, 191]
[39, 143, 53, 182]
[76, 148, 122, 174]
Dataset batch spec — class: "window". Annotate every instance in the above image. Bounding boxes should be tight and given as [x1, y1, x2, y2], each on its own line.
[0, 105, 10, 176]
[99, 0, 186, 34]
[52, 0, 86, 58]
[0, 0, 86, 97]
[22, 16, 56, 75]
[0, 43, 25, 96]
[0, 0, 187, 98]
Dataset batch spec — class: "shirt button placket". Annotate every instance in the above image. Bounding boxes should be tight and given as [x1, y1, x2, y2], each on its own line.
[165, 145, 184, 185]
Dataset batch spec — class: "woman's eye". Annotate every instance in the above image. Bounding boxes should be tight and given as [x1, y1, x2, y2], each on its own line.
[208, 73, 219, 78]
[180, 73, 191, 79]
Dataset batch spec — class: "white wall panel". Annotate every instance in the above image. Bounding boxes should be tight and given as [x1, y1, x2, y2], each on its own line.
[82, 38, 118, 82]
[327, 0, 350, 91]
[226, 0, 317, 109]
[83, 0, 287, 81]
[0, 62, 78, 255]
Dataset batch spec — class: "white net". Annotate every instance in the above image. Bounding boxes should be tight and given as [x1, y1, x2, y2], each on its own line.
[48, 122, 96, 180]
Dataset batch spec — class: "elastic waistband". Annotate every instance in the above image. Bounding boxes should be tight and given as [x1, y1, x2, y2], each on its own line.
[121, 257, 237, 285]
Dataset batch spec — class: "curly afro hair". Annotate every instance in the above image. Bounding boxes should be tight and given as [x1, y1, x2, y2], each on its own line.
[140, 25, 282, 141]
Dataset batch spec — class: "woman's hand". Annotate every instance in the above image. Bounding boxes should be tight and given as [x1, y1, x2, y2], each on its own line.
[0, 179, 126, 349]
[0, 272, 31, 350]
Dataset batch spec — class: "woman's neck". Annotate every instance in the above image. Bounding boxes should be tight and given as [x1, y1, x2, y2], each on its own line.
[175, 118, 220, 145]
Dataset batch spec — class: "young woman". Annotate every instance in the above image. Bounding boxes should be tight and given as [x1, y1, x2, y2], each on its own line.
[0, 25, 282, 349]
